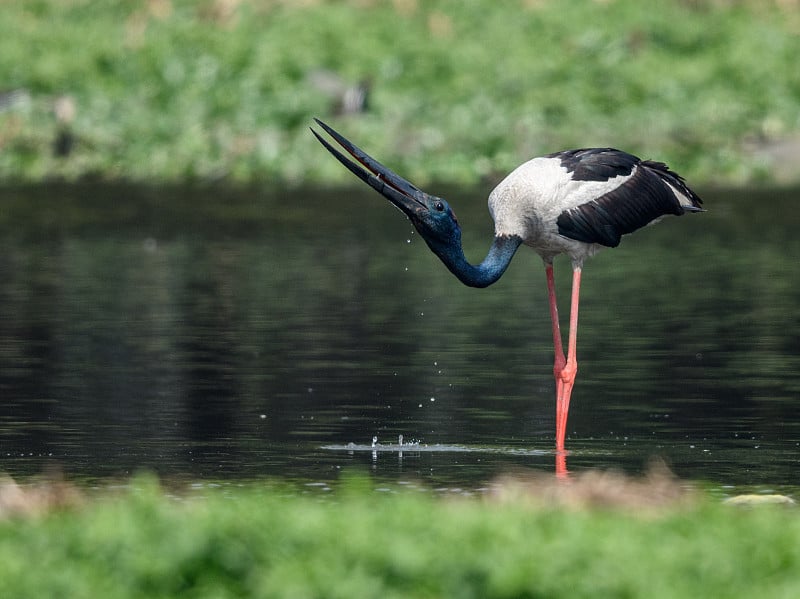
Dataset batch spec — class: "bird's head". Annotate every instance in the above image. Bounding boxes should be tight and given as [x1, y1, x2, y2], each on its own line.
[311, 119, 462, 251]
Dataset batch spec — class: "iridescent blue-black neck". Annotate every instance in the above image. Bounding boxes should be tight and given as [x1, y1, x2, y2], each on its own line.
[422, 232, 523, 288]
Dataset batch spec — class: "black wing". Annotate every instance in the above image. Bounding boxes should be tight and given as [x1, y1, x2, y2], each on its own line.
[554, 151, 703, 248]
[546, 147, 639, 181]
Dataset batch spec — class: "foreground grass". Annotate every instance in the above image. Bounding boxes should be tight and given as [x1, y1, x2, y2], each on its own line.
[1, 1, 799, 185]
[0, 473, 799, 598]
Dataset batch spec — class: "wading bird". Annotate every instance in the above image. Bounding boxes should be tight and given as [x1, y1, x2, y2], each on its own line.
[312, 119, 703, 456]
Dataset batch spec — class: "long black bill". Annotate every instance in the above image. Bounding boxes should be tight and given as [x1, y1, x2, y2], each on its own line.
[311, 118, 430, 220]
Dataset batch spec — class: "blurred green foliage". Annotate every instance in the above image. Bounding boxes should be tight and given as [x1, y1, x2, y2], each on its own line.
[1, 475, 800, 598]
[0, 0, 799, 185]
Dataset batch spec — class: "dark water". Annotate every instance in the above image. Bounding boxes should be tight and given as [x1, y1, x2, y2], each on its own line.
[1, 183, 798, 494]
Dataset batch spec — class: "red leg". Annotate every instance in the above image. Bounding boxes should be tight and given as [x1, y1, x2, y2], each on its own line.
[545, 262, 567, 451]
[545, 262, 566, 376]
[555, 267, 581, 452]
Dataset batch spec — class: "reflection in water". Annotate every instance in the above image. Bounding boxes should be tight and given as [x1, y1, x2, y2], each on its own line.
[0, 184, 799, 491]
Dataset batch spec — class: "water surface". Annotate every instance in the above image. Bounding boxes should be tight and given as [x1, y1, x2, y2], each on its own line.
[0, 183, 798, 494]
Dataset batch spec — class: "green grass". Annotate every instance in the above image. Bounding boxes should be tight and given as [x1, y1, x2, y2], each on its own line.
[1, 0, 799, 185]
[1, 474, 799, 598]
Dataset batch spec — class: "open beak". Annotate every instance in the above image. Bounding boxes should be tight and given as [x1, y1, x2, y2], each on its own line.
[311, 118, 431, 221]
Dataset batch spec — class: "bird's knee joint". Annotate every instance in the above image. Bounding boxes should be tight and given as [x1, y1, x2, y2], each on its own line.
[552, 359, 566, 379]
[558, 361, 578, 383]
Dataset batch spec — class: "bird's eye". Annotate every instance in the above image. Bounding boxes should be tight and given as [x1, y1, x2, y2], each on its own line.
[434, 201, 445, 212]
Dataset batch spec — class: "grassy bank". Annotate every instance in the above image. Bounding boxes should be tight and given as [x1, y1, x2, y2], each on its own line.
[0, 473, 799, 598]
[1, 0, 799, 186]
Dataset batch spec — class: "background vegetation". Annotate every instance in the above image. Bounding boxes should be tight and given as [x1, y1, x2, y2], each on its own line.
[1, 475, 800, 598]
[1, 0, 799, 185]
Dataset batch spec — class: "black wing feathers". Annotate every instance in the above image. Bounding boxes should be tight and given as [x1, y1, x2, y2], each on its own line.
[556, 154, 703, 248]
[546, 148, 638, 182]
[640, 159, 703, 209]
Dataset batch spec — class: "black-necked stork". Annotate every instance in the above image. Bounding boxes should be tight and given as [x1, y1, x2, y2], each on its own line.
[312, 119, 703, 457]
